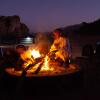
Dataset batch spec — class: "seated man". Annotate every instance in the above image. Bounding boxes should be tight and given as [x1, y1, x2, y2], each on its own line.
[16, 45, 34, 70]
[49, 28, 71, 67]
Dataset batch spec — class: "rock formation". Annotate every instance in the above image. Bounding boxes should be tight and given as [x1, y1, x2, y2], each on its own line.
[0, 15, 29, 39]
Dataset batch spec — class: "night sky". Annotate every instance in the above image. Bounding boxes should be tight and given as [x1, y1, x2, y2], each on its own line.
[0, 0, 100, 32]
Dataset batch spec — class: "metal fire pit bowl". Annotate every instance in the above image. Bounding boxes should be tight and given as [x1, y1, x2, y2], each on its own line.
[3, 63, 83, 95]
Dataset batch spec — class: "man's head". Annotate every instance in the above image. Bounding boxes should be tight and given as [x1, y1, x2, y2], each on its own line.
[16, 45, 26, 54]
[53, 28, 63, 39]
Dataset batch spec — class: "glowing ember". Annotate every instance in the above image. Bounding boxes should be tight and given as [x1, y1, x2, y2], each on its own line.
[5, 63, 79, 77]
[31, 49, 41, 59]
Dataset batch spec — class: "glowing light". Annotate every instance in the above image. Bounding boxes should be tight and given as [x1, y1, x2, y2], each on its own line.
[94, 50, 96, 54]
[26, 37, 32, 41]
[20, 37, 33, 44]
[31, 49, 41, 59]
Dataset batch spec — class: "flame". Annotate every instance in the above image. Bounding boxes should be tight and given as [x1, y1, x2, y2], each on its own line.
[20, 48, 55, 72]
[41, 55, 54, 71]
[31, 49, 41, 59]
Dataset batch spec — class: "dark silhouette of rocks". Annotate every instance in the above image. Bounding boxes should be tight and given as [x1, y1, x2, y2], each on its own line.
[0, 15, 29, 43]
[63, 24, 83, 33]
[78, 19, 100, 35]
[62, 18, 100, 35]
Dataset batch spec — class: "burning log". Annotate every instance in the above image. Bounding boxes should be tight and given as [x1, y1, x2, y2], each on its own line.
[21, 63, 37, 76]
[21, 57, 43, 76]
[33, 61, 44, 74]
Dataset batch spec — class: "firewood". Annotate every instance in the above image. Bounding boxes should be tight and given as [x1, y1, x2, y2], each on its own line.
[21, 57, 44, 76]
[33, 61, 44, 74]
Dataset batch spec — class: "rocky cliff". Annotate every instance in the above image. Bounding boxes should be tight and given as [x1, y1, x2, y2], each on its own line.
[0, 15, 29, 39]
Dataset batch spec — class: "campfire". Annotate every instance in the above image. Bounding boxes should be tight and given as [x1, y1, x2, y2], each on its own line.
[5, 31, 80, 77]
[5, 47, 79, 77]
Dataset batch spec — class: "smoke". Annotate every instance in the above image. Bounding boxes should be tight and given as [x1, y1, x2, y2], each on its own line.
[34, 32, 52, 55]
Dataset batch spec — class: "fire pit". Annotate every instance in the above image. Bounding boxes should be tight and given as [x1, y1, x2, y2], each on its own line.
[4, 62, 82, 96]
[4, 48, 80, 77]
[4, 63, 82, 96]
[3, 47, 82, 95]
[5, 63, 79, 77]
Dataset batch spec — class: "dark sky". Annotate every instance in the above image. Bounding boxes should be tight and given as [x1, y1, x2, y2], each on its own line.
[0, 0, 100, 32]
